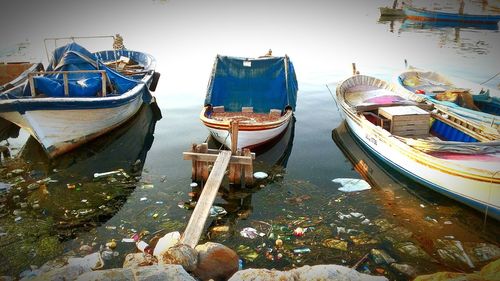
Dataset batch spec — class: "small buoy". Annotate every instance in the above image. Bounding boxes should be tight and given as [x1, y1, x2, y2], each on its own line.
[415, 89, 425, 95]
[275, 239, 283, 248]
[253, 172, 268, 179]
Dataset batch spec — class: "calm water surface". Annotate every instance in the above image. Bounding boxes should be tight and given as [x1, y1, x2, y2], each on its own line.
[1, 0, 499, 279]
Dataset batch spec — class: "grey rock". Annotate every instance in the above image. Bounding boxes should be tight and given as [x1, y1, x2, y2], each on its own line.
[123, 253, 156, 268]
[370, 249, 396, 265]
[390, 263, 417, 278]
[76, 268, 134, 281]
[229, 265, 388, 281]
[132, 265, 196, 281]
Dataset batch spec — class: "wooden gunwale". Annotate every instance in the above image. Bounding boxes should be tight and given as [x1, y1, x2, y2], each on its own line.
[200, 107, 293, 131]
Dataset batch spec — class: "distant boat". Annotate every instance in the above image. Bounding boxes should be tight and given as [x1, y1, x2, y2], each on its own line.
[335, 74, 500, 220]
[395, 68, 500, 133]
[403, 4, 500, 24]
[200, 54, 298, 150]
[0, 40, 160, 158]
[1, 61, 44, 92]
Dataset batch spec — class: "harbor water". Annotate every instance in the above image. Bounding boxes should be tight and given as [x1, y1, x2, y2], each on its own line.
[1, 0, 499, 279]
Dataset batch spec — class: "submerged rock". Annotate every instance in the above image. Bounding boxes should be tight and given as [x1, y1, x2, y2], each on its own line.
[395, 242, 434, 261]
[123, 253, 156, 268]
[414, 258, 500, 281]
[464, 242, 500, 264]
[194, 242, 239, 281]
[390, 263, 417, 278]
[370, 249, 396, 265]
[435, 239, 475, 269]
[228, 265, 388, 281]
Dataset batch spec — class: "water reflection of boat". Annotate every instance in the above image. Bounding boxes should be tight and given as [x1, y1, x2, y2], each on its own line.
[335, 74, 500, 220]
[400, 18, 499, 30]
[403, 3, 500, 24]
[19, 102, 160, 177]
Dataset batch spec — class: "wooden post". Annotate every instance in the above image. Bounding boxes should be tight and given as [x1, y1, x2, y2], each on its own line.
[191, 143, 197, 180]
[180, 150, 232, 248]
[230, 121, 239, 155]
[229, 150, 242, 184]
[63, 73, 69, 96]
[352, 63, 358, 75]
[243, 148, 253, 185]
[101, 72, 107, 96]
[200, 143, 209, 181]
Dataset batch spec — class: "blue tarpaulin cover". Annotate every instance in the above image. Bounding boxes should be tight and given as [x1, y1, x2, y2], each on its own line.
[23, 43, 138, 97]
[205, 55, 298, 113]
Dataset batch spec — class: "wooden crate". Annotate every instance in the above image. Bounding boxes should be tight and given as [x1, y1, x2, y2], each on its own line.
[378, 106, 430, 137]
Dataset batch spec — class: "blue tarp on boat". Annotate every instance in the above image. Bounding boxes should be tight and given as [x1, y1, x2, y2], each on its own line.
[205, 55, 298, 113]
[24, 43, 138, 97]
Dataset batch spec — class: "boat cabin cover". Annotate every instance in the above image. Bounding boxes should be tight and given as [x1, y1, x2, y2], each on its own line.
[204, 55, 298, 113]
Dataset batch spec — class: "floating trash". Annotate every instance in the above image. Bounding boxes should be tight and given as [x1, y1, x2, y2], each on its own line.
[275, 239, 283, 248]
[0, 183, 11, 193]
[332, 178, 371, 192]
[240, 227, 259, 239]
[93, 169, 123, 179]
[106, 239, 117, 250]
[67, 184, 76, 189]
[323, 238, 348, 251]
[253, 172, 268, 179]
[121, 238, 135, 243]
[293, 247, 311, 254]
[140, 197, 148, 201]
[293, 227, 305, 237]
[236, 245, 258, 262]
[190, 182, 198, 188]
[209, 206, 227, 217]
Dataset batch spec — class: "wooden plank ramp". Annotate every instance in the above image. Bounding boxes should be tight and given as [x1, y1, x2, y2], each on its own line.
[180, 150, 232, 248]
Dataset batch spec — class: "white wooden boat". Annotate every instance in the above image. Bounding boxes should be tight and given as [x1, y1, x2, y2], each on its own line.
[395, 68, 500, 133]
[336, 74, 500, 220]
[201, 54, 298, 150]
[0, 40, 160, 158]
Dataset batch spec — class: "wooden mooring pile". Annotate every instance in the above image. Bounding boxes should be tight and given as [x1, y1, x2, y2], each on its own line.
[180, 122, 255, 247]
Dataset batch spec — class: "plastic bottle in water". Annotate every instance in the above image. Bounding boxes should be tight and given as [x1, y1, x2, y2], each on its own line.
[136, 240, 153, 255]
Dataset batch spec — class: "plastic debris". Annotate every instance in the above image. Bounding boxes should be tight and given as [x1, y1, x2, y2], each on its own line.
[275, 239, 283, 248]
[361, 218, 371, 225]
[253, 172, 268, 179]
[106, 239, 117, 250]
[350, 212, 364, 218]
[333, 178, 371, 192]
[190, 182, 198, 188]
[293, 247, 311, 254]
[323, 238, 348, 251]
[153, 231, 180, 257]
[240, 227, 259, 239]
[152, 213, 159, 219]
[67, 184, 76, 189]
[140, 197, 148, 201]
[293, 227, 305, 237]
[14, 216, 22, 222]
[0, 182, 11, 193]
[236, 245, 259, 262]
[121, 238, 135, 243]
[209, 206, 227, 217]
[420, 204, 426, 208]
[444, 221, 453, 225]
[93, 169, 124, 178]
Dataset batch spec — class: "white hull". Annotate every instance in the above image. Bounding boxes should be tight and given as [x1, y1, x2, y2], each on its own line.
[206, 120, 290, 149]
[336, 75, 500, 220]
[0, 95, 142, 157]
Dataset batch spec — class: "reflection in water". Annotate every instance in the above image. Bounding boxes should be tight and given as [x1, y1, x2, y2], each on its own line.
[0, 103, 160, 275]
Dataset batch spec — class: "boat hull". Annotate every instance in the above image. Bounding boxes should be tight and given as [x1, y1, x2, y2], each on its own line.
[201, 110, 293, 150]
[0, 93, 144, 157]
[403, 5, 500, 24]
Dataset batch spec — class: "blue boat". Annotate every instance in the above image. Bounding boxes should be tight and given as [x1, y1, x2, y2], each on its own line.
[403, 4, 500, 24]
[400, 19, 499, 31]
[0, 39, 160, 158]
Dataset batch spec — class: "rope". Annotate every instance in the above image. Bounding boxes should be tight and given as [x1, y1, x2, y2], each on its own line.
[479, 72, 500, 85]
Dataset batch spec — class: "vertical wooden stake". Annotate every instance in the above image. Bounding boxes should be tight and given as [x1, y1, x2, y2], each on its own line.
[191, 143, 197, 180]
[243, 148, 253, 185]
[200, 143, 209, 181]
[230, 121, 239, 155]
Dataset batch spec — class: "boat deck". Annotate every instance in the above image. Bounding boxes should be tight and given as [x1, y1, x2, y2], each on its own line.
[210, 111, 282, 123]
